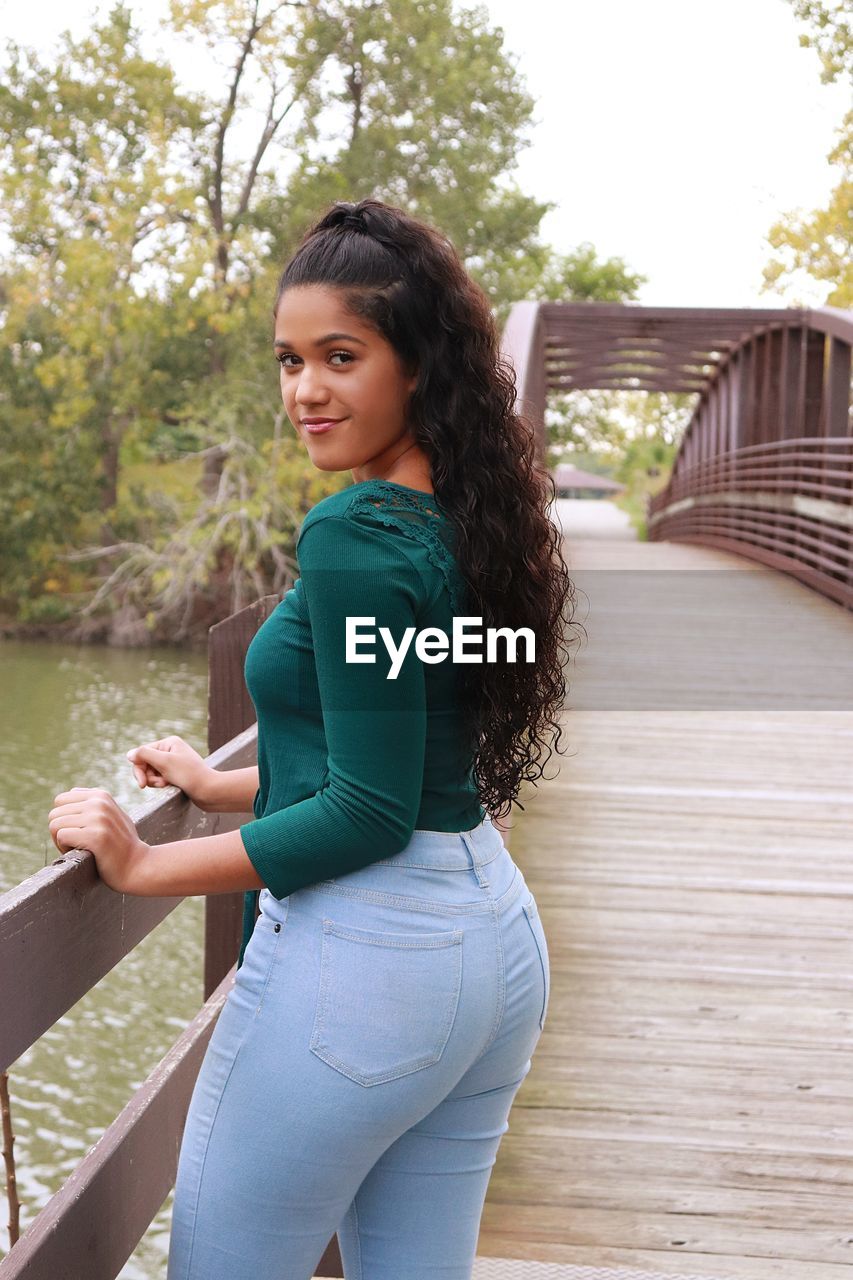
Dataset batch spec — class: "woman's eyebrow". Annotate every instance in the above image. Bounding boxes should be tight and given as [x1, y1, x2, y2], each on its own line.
[273, 332, 368, 349]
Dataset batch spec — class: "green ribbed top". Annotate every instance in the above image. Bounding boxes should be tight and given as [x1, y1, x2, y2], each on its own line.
[236, 478, 485, 968]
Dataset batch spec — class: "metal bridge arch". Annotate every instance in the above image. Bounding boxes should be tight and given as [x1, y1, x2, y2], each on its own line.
[500, 302, 853, 610]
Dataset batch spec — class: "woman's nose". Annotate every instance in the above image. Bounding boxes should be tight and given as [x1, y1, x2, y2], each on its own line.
[294, 368, 330, 407]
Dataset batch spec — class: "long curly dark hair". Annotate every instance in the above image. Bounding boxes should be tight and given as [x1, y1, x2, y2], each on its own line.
[274, 197, 578, 820]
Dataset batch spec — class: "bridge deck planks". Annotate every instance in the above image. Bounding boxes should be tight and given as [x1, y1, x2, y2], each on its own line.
[476, 518, 853, 1279]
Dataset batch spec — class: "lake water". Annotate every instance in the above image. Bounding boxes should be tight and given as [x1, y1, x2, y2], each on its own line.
[0, 637, 211, 1277]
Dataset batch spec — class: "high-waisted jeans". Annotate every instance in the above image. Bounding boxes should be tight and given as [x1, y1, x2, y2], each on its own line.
[166, 814, 551, 1280]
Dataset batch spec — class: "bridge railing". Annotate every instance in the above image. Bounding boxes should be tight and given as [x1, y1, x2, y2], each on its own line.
[648, 307, 853, 611]
[0, 595, 350, 1279]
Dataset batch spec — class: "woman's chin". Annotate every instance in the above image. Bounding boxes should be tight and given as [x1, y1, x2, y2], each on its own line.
[303, 448, 350, 474]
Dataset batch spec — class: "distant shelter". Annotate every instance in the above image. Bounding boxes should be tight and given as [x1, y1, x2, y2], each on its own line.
[552, 463, 625, 500]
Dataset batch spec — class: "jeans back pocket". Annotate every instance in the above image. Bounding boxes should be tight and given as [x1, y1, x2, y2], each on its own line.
[309, 919, 463, 1087]
[522, 894, 550, 1031]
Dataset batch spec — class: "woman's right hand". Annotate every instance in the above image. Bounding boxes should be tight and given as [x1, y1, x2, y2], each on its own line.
[126, 736, 217, 811]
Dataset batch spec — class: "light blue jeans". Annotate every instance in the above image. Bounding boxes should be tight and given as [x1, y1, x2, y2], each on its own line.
[166, 815, 550, 1280]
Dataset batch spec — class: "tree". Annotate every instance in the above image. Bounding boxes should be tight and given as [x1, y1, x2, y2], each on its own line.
[547, 387, 692, 462]
[533, 242, 647, 305]
[761, 1, 853, 306]
[762, 113, 851, 308]
[159, 0, 555, 354]
[788, 0, 852, 83]
[0, 0, 648, 635]
[0, 4, 202, 572]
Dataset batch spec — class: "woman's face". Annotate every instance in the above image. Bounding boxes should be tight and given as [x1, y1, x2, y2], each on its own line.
[274, 284, 420, 479]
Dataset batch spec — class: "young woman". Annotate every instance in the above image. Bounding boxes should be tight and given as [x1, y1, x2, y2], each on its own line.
[49, 198, 574, 1279]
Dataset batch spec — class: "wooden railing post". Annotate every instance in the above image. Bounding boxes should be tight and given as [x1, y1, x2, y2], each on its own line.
[803, 329, 825, 436]
[204, 595, 279, 1000]
[825, 336, 852, 438]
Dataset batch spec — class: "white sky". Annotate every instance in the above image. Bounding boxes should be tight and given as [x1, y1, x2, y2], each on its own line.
[1, 0, 849, 308]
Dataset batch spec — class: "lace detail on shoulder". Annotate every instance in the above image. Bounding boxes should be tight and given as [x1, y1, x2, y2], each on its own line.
[347, 482, 465, 615]
[352, 480, 445, 519]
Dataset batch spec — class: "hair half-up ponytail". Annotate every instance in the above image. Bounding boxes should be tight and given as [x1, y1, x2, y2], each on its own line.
[275, 198, 578, 819]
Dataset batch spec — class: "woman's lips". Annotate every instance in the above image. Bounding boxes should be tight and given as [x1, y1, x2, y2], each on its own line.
[303, 418, 346, 434]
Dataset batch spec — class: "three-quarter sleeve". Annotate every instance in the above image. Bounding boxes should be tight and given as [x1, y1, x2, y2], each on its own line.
[239, 513, 429, 899]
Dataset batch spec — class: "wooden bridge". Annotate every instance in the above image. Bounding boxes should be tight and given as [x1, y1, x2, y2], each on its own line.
[1, 302, 851, 1278]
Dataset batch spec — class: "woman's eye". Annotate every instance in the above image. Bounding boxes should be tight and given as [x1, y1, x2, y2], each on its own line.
[276, 350, 354, 368]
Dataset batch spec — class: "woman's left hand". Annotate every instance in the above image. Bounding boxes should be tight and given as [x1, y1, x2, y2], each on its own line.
[48, 787, 150, 895]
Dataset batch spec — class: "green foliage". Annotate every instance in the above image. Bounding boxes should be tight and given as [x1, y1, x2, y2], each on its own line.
[66, 432, 347, 643]
[762, 110, 852, 307]
[0, 300, 99, 605]
[763, 3, 853, 305]
[16, 594, 77, 624]
[609, 432, 680, 541]
[0, 4, 207, 607]
[547, 390, 690, 539]
[547, 388, 693, 461]
[788, 0, 852, 83]
[0, 0, 648, 635]
[533, 242, 648, 304]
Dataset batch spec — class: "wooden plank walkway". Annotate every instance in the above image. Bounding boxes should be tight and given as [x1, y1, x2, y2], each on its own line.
[476, 502, 853, 1279]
